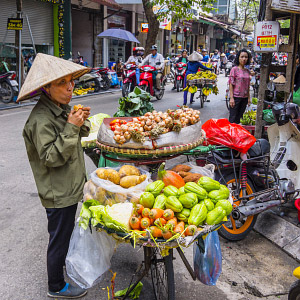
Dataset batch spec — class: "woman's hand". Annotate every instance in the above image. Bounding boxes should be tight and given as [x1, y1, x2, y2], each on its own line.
[229, 98, 235, 108]
[248, 98, 251, 106]
[82, 106, 91, 121]
[68, 109, 85, 127]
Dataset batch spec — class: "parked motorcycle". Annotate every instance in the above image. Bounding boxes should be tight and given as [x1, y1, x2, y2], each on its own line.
[0, 61, 18, 103]
[174, 62, 187, 92]
[139, 64, 166, 100]
[196, 101, 300, 241]
[121, 63, 137, 97]
[91, 67, 111, 91]
[225, 61, 233, 77]
[75, 72, 101, 92]
[288, 266, 300, 300]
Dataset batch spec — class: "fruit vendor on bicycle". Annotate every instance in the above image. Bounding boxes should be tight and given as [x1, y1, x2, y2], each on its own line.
[18, 53, 91, 299]
[183, 51, 213, 106]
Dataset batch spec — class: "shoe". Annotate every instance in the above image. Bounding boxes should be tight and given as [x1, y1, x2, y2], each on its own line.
[48, 283, 87, 299]
[171, 86, 176, 90]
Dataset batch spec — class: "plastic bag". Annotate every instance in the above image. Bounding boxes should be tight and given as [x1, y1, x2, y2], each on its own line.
[193, 231, 222, 286]
[83, 166, 151, 205]
[263, 109, 276, 124]
[293, 89, 300, 106]
[202, 118, 256, 154]
[66, 223, 115, 289]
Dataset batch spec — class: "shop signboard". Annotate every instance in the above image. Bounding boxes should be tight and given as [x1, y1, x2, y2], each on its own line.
[254, 21, 280, 52]
[7, 18, 23, 30]
[153, 5, 171, 30]
[141, 23, 149, 33]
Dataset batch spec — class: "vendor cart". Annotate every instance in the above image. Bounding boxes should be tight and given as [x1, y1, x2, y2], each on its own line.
[186, 78, 217, 108]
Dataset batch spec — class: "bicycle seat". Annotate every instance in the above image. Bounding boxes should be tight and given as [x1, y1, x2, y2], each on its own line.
[248, 139, 270, 157]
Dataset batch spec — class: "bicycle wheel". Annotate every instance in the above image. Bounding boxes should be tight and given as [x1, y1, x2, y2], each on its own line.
[150, 247, 175, 300]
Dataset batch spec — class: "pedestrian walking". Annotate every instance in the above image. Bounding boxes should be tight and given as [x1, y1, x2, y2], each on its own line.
[18, 53, 90, 299]
[228, 49, 252, 124]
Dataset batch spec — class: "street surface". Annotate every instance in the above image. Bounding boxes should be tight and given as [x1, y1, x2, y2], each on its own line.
[0, 73, 298, 300]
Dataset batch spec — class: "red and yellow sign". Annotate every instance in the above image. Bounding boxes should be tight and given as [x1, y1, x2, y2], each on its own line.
[257, 35, 277, 48]
[141, 23, 148, 33]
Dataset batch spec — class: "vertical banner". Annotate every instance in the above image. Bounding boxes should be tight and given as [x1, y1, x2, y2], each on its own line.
[152, 5, 171, 31]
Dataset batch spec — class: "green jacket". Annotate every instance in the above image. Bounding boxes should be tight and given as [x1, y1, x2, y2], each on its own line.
[23, 93, 91, 208]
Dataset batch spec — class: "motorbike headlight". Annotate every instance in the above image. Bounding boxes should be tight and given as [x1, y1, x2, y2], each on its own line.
[144, 67, 150, 72]
[126, 65, 131, 70]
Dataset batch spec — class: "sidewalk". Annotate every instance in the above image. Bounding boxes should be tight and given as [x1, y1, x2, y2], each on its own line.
[254, 208, 300, 262]
[0, 89, 117, 110]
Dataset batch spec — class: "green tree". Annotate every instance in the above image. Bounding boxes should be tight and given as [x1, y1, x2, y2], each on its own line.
[236, 0, 259, 32]
[142, 0, 215, 55]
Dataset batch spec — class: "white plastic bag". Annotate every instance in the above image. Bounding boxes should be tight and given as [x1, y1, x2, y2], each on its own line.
[66, 223, 115, 289]
[83, 166, 151, 205]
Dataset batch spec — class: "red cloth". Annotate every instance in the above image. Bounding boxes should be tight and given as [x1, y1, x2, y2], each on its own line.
[202, 118, 256, 154]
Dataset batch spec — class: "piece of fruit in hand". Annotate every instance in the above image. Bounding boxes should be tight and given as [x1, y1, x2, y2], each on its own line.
[73, 104, 83, 111]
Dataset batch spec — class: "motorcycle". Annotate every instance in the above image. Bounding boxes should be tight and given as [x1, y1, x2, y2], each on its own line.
[121, 63, 137, 97]
[195, 100, 300, 241]
[288, 266, 300, 300]
[0, 61, 18, 103]
[174, 62, 187, 92]
[225, 61, 233, 77]
[91, 67, 111, 91]
[211, 59, 219, 74]
[74, 72, 101, 92]
[139, 64, 166, 100]
[252, 65, 260, 98]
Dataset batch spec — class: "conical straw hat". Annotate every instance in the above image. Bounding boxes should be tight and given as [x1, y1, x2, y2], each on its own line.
[188, 51, 203, 62]
[17, 53, 90, 102]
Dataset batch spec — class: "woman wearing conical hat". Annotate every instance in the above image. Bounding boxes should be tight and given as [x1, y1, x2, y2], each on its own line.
[20, 53, 90, 298]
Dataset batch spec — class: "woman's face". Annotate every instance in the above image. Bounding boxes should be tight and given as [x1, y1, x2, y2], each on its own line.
[182, 51, 187, 58]
[239, 52, 249, 66]
[44, 74, 75, 106]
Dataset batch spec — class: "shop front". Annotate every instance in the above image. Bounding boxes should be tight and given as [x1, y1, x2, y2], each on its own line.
[0, 0, 54, 70]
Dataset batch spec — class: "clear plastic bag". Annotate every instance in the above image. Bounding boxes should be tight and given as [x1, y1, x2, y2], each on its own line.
[66, 223, 115, 289]
[83, 166, 151, 205]
[193, 231, 222, 286]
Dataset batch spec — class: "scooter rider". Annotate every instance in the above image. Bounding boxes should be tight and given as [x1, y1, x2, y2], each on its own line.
[211, 49, 220, 74]
[141, 45, 165, 91]
[172, 49, 188, 90]
[125, 47, 143, 66]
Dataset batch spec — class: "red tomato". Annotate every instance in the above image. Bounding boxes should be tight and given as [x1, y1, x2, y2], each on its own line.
[109, 119, 121, 126]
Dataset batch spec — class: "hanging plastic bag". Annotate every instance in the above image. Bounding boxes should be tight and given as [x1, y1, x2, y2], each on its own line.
[293, 89, 300, 106]
[66, 223, 115, 289]
[263, 109, 276, 124]
[202, 118, 256, 154]
[193, 231, 222, 286]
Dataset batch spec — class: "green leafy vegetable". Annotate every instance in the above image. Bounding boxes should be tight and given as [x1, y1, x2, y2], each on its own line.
[114, 281, 143, 299]
[79, 199, 101, 230]
[114, 87, 153, 117]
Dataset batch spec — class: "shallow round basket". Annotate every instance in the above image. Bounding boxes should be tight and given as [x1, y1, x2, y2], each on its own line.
[96, 137, 204, 159]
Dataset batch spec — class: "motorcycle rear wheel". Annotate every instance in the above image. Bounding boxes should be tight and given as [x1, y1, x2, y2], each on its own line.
[0, 82, 14, 103]
[101, 75, 111, 91]
[122, 82, 131, 97]
[176, 80, 180, 92]
[288, 280, 300, 300]
[217, 173, 258, 241]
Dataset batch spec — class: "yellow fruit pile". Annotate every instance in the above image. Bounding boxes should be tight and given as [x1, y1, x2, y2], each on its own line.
[72, 87, 95, 96]
[188, 86, 198, 94]
[202, 87, 211, 96]
[187, 71, 217, 81]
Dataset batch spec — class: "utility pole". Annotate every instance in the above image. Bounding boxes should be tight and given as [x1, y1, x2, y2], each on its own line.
[15, 0, 23, 88]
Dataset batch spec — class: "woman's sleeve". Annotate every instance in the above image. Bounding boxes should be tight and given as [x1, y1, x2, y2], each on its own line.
[228, 67, 236, 85]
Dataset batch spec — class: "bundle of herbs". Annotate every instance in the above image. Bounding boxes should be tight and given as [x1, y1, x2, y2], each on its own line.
[114, 87, 154, 117]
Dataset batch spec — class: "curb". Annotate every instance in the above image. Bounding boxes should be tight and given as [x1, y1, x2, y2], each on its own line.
[254, 210, 300, 262]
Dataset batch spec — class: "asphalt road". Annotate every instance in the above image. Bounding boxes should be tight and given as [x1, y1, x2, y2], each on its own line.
[0, 74, 298, 300]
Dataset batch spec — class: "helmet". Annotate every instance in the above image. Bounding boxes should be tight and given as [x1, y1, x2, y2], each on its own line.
[230, 51, 233, 54]
[214, 49, 218, 52]
[133, 47, 137, 52]
[181, 49, 188, 54]
[150, 45, 158, 50]
[221, 53, 226, 57]
[202, 48, 207, 52]
[137, 47, 145, 51]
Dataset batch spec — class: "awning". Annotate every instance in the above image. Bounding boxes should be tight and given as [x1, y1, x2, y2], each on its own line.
[90, 0, 121, 9]
[198, 15, 228, 28]
[227, 27, 241, 36]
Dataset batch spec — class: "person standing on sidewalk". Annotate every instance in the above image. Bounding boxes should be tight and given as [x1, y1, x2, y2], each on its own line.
[228, 49, 252, 124]
[18, 53, 90, 299]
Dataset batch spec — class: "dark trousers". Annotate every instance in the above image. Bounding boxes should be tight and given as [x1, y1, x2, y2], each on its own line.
[183, 75, 194, 105]
[229, 97, 248, 124]
[46, 203, 78, 292]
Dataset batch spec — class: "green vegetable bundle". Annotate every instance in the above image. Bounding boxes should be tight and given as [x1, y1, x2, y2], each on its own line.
[114, 86, 154, 117]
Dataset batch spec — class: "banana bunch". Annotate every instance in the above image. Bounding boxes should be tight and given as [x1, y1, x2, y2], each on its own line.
[240, 110, 256, 125]
[188, 86, 198, 94]
[73, 87, 95, 96]
[202, 87, 212, 96]
[203, 62, 213, 69]
[212, 86, 219, 95]
[186, 70, 217, 81]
